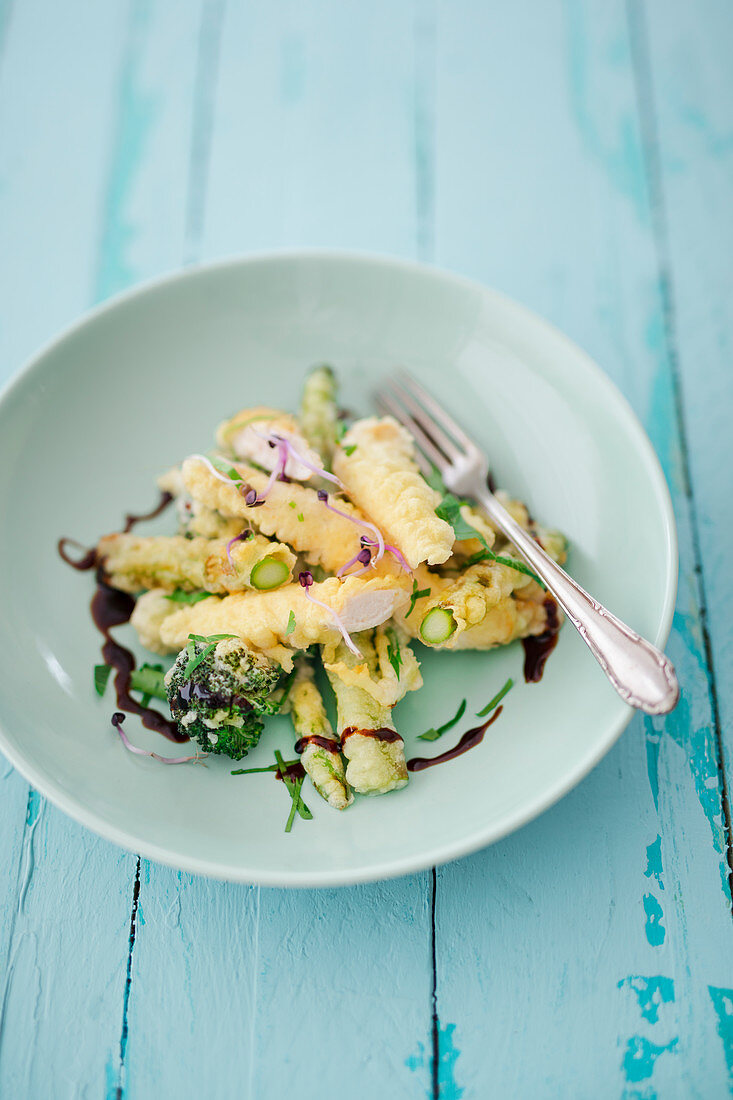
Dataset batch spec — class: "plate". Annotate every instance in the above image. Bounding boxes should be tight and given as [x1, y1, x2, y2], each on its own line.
[0, 252, 677, 886]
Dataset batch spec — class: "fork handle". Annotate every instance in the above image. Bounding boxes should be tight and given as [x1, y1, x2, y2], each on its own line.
[475, 489, 679, 715]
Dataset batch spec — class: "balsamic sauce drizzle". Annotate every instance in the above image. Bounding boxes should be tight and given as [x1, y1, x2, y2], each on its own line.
[406, 706, 504, 772]
[59, 491, 181, 741]
[294, 735, 341, 755]
[522, 597, 561, 683]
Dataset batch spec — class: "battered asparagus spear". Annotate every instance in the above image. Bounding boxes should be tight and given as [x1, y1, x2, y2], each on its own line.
[322, 625, 420, 795]
[288, 660, 352, 810]
[299, 364, 339, 469]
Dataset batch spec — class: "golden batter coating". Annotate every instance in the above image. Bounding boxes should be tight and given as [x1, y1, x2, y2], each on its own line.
[332, 416, 454, 569]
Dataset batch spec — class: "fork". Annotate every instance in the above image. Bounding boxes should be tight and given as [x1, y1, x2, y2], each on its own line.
[376, 371, 679, 716]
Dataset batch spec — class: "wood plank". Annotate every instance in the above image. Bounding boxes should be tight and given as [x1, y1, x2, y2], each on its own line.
[428, 1, 733, 1095]
[0, 1, 203, 1095]
[123, 4, 435, 1098]
[642, 0, 733, 893]
[0, 4, 138, 1096]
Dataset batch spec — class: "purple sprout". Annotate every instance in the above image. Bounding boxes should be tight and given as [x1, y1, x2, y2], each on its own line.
[298, 571, 362, 657]
[112, 713, 205, 764]
[225, 528, 253, 568]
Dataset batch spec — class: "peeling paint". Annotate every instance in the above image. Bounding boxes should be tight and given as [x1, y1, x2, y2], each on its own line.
[622, 1035, 678, 1084]
[642, 894, 665, 947]
[644, 836, 664, 890]
[708, 986, 733, 1088]
[618, 975, 674, 1024]
[406, 1020, 464, 1099]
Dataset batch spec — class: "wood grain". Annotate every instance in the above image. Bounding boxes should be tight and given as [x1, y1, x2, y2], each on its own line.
[0, 0, 731, 1097]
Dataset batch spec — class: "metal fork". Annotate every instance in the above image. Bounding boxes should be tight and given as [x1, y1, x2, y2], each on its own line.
[377, 371, 679, 715]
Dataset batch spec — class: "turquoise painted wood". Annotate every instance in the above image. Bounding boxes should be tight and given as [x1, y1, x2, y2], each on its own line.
[0, 2, 731, 1098]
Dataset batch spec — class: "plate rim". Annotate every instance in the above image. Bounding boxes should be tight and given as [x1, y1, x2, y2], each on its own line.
[0, 248, 678, 887]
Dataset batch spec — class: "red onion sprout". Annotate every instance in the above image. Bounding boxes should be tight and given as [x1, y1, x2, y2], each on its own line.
[298, 572, 362, 657]
[112, 713, 205, 764]
[317, 491, 386, 561]
[253, 430, 342, 486]
[225, 528, 253, 568]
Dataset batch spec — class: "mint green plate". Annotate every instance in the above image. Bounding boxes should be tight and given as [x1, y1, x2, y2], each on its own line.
[0, 253, 676, 886]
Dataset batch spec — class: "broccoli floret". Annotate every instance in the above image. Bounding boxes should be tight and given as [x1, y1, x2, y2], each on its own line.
[165, 636, 284, 759]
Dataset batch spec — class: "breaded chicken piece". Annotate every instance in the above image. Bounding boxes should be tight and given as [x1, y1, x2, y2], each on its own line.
[157, 572, 411, 671]
[332, 416, 454, 569]
[288, 661, 352, 810]
[97, 533, 295, 594]
[181, 456, 363, 574]
[216, 406, 323, 480]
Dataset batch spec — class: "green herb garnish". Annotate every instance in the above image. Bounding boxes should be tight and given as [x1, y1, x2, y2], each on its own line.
[476, 677, 514, 716]
[274, 749, 312, 832]
[297, 513, 304, 522]
[435, 491, 542, 585]
[94, 664, 112, 697]
[343, 444, 357, 456]
[286, 610, 296, 636]
[418, 698, 467, 741]
[288, 501, 297, 509]
[386, 626, 403, 679]
[183, 633, 237, 678]
[165, 589, 210, 605]
[209, 454, 244, 482]
[406, 578, 431, 618]
[130, 663, 168, 705]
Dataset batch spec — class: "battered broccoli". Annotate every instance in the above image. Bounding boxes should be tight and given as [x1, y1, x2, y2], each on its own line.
[165, 635, 284, 758]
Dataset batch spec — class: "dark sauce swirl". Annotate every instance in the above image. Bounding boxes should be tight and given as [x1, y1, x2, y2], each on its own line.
[522, 597, 561, 683]
[60, 491, 180, 741]
[294, 735, 341, 755]
[340, 726, 403, 744]
[91, 572, 184, 742]
[407, 706, 503, 772]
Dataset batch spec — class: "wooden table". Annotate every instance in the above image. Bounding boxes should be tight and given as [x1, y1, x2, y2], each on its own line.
[1, 2, 731, 1096]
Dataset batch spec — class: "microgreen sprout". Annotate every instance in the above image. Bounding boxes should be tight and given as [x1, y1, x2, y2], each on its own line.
[112, 713, 204, 765]
[299, 571, 361, 657]
[225, 528, 253, 568]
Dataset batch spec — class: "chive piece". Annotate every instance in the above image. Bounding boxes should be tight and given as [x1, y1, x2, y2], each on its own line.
[250, 556, 290, 590]
[343, 444, 357, 456]
[165, 589, 210, 604]
[275, 749, 312, 830]
[385, 626, 403, 679]
[129, 663, 168, 703]
[476, 677, 514, 716]
[419, 607, 457, 645]
[288, 501, 297, 509]
[406, 579, 431, 618]
[231, 763, 280, 775]
[297, 513, 304, 522]
[94, 664, 112, 697]
[286, 610, 296, 636]
[418, 698, 467, 741]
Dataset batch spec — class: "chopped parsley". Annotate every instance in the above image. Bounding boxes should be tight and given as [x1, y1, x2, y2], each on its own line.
[435, 487, 543, 585]
[476, 677, 514, 716]
[165, 589, 210, 605]
[343, 444, 357, 456]
[406, 578, 431, 618]
[94, 664, 112, 697]
[288, 501, 297, 509]
[385, 626, 403, 679]
[418, 698, 467, 742]
[286, 610, 296, 636]
[209, 454, 244, 483]
[183, 633, 237, 678]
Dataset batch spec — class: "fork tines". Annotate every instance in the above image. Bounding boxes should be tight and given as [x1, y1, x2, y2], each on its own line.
[375, 371, 482, 478]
